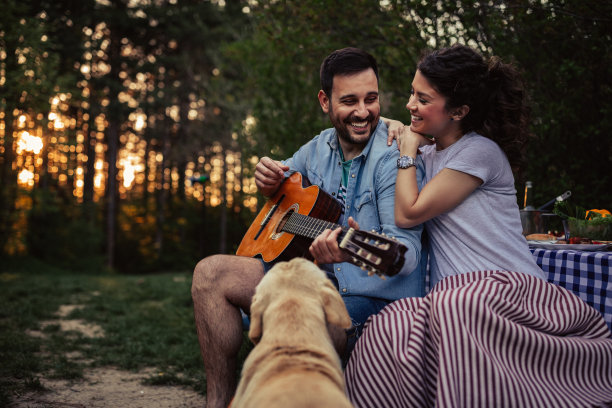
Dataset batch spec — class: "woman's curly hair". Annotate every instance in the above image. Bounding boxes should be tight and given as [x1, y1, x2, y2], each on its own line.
[417, 44, 530, 172]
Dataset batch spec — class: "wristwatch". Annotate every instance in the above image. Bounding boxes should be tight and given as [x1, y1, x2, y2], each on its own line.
[397, 155, 416, 169]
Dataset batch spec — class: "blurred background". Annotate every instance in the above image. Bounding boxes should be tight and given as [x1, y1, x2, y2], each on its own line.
[1, 0, 610, 273]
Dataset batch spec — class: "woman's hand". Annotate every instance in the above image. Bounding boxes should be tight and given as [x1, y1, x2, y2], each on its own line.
[394, 125, 435, 153]
[383, 117, 406, 147]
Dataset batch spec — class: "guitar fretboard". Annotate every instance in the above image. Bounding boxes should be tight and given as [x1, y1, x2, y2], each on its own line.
[281, 212, 342, 240]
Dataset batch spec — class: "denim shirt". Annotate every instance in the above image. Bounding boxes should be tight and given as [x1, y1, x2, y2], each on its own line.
[282, 121, 425, 300]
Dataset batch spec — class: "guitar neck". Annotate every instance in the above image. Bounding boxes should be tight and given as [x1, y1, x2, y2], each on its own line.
[281, 212, 343, 240]
[280, 210, 406, 278]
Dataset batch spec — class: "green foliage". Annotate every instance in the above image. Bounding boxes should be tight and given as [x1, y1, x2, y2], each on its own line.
[2, 0, 610, 270]
[554, 201, 612, 223]
[112, 196, 250, 274]
[0, 0, 61, 112]
[554, 201, 612, 240]
[26, 188, 105, 272]
[493, 0, 612, 208]
[231, 0, 610, 207]
[231, 0, 427, 160]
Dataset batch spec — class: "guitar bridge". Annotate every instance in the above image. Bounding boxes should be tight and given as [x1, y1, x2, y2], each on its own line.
[254, 194, 285, 240]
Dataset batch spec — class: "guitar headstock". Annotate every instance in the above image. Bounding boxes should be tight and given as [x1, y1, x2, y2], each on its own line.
[338, 228, 408, 278]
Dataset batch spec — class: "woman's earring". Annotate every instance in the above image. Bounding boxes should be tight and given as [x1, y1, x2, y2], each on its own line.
[449, 117, 454, 121]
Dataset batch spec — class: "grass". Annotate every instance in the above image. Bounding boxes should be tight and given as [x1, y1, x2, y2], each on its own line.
[0, 257, 253, 406]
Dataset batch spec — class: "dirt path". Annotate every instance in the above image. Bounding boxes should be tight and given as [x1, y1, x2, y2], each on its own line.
[10, 367, 206, 408]
[9, 303, 207, 407]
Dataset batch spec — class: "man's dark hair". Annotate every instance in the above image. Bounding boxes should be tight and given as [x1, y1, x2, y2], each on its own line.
[320, 47, 379, 97]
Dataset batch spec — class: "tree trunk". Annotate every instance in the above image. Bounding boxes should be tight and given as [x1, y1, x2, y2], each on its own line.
[0, 109, 17, 254]
[142, 133, 151, 212]
[105, 119, 119, 269]
[83, 89, 96, 207]
[177, 96, 190, 202]
[219, 149, 227, 254]
[155, 118, 171, 258]
[0, 31, 20, 254]
[104, 13, 123, 269]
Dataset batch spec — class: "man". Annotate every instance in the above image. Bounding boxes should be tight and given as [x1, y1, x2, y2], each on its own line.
[191, 47, 425, 408]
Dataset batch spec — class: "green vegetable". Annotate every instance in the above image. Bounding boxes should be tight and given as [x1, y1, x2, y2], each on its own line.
[554, 201, 612, 240]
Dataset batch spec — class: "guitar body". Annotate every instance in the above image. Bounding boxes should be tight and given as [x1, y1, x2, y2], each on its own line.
[236, 172, 343, 263]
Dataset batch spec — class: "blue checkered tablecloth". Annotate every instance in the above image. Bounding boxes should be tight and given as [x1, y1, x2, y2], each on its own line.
[530, 248, 612, 331]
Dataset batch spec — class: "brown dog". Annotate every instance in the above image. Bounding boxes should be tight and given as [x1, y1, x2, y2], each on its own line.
[232, 257, 354, 408]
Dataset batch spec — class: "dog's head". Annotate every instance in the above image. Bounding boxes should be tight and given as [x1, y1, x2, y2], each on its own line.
[248, 258, 352, 344]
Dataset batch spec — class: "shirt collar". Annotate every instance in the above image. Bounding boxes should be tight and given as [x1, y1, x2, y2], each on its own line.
[326, 120, 386, 161]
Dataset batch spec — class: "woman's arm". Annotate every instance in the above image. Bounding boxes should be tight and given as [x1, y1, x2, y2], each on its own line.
[394, 127, 482, 228]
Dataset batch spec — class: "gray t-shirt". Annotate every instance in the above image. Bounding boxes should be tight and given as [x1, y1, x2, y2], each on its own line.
[420, 132, 545, 286]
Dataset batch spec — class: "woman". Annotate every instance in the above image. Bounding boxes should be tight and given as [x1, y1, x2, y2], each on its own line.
[345, 45, 612, 407]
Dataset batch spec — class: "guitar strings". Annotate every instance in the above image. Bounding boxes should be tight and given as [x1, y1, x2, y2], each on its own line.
[283, 212, 341, 239]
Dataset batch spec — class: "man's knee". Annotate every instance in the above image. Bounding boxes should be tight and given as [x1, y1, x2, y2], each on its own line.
[191, 254, 264, 302]
[192, 254, 227, 298]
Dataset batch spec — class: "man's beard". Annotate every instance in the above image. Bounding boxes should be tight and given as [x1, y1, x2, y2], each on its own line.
[331, 111, 378, 146]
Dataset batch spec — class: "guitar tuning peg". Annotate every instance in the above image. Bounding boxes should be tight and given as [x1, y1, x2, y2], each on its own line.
[367, 270, 375, 276]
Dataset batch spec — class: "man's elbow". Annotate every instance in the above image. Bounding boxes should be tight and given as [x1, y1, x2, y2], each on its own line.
[400, 240, 421, 276]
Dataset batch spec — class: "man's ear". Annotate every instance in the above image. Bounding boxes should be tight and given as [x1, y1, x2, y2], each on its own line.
[318, 90, 330, 113]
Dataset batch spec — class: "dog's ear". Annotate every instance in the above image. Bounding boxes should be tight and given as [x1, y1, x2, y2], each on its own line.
[320, 279, 352, 329]
[248, 294, 264, 344]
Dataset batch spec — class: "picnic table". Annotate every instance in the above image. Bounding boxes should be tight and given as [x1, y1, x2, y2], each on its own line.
[530, 247, 612, 331]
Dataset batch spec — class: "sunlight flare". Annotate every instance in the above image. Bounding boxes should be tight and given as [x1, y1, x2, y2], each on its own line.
[120, 154, 143, 188]
[16, 131, 43, 154]
[18, 169, 35, 186]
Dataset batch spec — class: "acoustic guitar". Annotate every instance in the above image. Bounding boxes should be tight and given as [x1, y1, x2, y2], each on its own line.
[236, 172, 408, 277]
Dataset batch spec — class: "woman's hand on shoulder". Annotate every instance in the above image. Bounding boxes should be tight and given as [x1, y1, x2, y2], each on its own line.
[382, 117, 405, 146]
[387, 123, 434, 152]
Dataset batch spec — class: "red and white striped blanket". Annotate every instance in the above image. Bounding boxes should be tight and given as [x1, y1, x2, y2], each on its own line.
[345, 270, 612, 407]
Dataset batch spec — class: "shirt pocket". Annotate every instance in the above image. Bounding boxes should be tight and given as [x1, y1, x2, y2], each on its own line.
[354, 190, 380, 232]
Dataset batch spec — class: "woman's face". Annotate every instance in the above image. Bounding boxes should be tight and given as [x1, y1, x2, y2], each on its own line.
[406, 70, 453, 138]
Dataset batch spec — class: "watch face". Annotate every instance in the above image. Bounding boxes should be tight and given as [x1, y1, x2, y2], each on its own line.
[397, 156, 415, 168]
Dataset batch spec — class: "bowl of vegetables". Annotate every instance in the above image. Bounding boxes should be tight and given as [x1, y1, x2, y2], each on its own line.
[554, 203, 612, 241]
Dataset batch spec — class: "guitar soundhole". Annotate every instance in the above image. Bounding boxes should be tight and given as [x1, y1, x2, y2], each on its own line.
[270, 203, 299, 240]
[277, 209, 293, 232]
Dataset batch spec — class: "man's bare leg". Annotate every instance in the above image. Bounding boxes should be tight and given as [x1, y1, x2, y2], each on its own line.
[191, 254, 264, 408]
